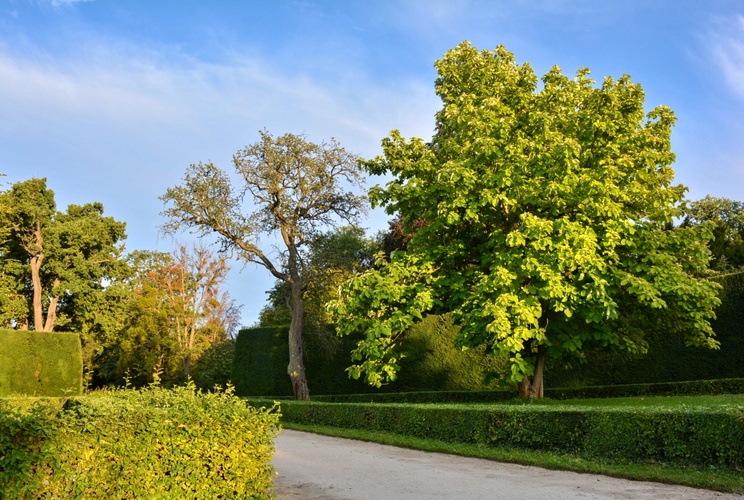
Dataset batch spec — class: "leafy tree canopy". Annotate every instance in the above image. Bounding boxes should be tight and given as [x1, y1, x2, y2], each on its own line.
[683, 195, 744, 272]
[331, 43, 721, 399]
[0, 178, 127, 333]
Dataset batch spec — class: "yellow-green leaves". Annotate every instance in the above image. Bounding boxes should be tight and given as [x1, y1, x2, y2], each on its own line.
[336, 43, 720, 390]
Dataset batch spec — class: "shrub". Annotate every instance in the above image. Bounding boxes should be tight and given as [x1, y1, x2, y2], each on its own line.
[0, 329, 82, 397]
[1, 384, 280, 499]
[253, 399, 744, 467]
[191, 339, 236, 391]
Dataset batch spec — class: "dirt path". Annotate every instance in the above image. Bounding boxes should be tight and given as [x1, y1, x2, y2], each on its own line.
[272, 430, 740, 499]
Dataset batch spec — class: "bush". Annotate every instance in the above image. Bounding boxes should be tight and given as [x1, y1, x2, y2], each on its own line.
[253, 399, 744, 467]
[1, 384, 280, 499]
[191, 339, 236, 391]
[0, 329, 82, 397]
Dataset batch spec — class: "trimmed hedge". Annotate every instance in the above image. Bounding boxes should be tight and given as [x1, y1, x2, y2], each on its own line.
[233, 314, 506, 397]
[0, 384, 279, 499]
[251, 399, 744, 467]
[548, 271, 744, 387]
[311, 378, 744, 404]
[0, 329, 82, 397]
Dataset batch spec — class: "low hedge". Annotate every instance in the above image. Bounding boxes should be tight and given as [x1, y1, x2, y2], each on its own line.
[250, 399, 744, 467]
[0, 384, 280, 499]
[310, 378, 744, 404]
[0, 329, 82, 397]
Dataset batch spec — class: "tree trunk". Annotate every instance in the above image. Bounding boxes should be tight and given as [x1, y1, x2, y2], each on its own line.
[287, 280, 309, 400]
[29, 253, 45, 331]
[518, 344, 547, 400]
[42, 278, 61, 332]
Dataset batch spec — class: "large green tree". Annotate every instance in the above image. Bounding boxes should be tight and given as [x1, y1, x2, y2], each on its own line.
[161, 131, 367, 399]
[331, 43, 720, 399]
[0, 178, 127, 333]
[683, 196, 744, 272]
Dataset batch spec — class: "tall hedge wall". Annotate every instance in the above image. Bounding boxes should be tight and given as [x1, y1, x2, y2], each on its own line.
[234, 273, 743, 396]
[0, 329, 83, 397]
[547, 271, 744, 387]
[232, 314, 506, 397]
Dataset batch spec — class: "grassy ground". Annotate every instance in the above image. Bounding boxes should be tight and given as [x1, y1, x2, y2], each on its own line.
[281, 394, 744, 494]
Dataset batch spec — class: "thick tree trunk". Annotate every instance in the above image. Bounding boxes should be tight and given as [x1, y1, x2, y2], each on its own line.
[287, 280, 309, 400]
[30, 253, 44, 331]
[518, 345, 547, 400]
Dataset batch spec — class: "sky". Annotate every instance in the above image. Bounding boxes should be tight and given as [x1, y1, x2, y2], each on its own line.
[1, 0, 743, 326]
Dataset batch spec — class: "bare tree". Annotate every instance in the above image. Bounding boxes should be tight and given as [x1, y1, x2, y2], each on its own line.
[161, 130, 367, 399]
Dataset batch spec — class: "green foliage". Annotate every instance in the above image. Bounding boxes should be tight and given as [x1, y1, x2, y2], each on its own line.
[258, 225, 379, 336]
[255, 399, 744, 467]
[232, 318, 509, 397]
[683, 196, 744, 271]
[548, 271, 744, 387]
[0, 384, 280, 498]
[191, 339, 236, 391]
[0, 329, 82, 397]
[394, 313, 508, 391]
[99, 246, 240, 389]
[233, 327, 291, 397]
[0, 178, 128, 333]
[332, 43, 720, 396]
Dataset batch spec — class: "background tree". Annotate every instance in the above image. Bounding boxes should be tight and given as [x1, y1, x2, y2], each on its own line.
[682, 196, 744, 272]
[258, 225, 378, 326]
[258, 225, 379, 356]
[154, 243, 236, 377]
[0, 178, 127, 333]
[331, 43, 720, 399]
[104, 246, 240, 387]
[161, 130, 367, 399]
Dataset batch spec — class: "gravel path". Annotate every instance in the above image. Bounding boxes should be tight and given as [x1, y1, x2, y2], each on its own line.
[273, 430, 741, 499]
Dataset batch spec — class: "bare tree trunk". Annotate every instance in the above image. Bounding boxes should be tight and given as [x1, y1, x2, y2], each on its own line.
[518, 345, 547, 400]
[30, 253, 44, 331]
[42, 278, 61, 332]
[287, 279, 309, 400]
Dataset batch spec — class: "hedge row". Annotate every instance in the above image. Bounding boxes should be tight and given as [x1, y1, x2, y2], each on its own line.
[233, 314, 507, 397]
[251, 399, 744, 467]
[236, 273, 743, 397]
[0, 384, 279, 499]
[0, 329, 82, 397]
[310, 378, 744, 404]
[548, 271, 744, 387]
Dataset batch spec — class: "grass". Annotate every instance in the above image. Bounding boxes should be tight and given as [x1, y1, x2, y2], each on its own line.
[277, 394, 744, 494]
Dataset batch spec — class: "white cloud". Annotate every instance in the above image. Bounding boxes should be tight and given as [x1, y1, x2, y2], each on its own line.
[710, 15, 744, 101]
[0, 38, 439, 324]
[46, 0, 95, 8]
[0, 40, 437, 158]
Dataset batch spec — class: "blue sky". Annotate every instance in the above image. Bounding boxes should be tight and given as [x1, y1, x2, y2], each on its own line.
[2, 0, 743, 326]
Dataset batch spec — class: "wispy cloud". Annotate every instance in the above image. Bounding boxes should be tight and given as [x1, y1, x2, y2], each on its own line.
[0, 39, 437, 155]
[45, 0, 95, 8]
[710, 15, 744, 101]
